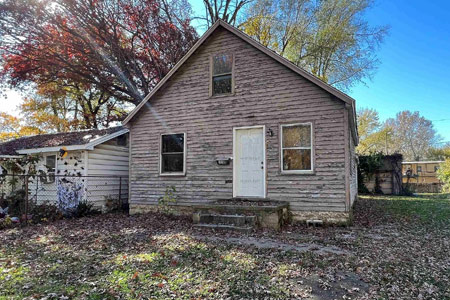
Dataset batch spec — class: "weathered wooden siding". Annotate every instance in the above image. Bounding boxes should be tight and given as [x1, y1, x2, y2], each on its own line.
[87, 136, 129, 207]
[349, 133, 358, 207]
[128, 27, 348, 213]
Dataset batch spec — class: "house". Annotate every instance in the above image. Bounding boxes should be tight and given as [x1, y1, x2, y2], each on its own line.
[402, 161, 444, 193]
[0, 126, 129, 209]
[123, 20, 358, 224]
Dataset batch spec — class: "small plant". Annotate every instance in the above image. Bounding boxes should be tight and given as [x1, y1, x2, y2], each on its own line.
[75, 200, 100, 218]
[104, 195, 121, 212]
[158, 185, 177, 215]
[0, 215, 13, 230]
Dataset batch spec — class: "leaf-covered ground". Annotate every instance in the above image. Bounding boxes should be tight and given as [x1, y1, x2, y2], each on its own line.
[1, 194, 449, 299]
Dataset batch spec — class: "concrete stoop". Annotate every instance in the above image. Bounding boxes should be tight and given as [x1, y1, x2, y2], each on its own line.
[193, 214, 256, 233]
[192, 199, 289, 231]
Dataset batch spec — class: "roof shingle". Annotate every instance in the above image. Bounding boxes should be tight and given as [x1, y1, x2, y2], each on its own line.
[0, 126, 125, 155]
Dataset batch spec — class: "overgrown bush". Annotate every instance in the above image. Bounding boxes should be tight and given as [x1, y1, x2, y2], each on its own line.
[30, 202, 63, 223]
[358, 152, 384, 193]
[5, 189, 26, 216]
[437, 159, 450, 192]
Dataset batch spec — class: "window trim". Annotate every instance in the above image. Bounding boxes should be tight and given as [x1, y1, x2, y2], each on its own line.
[43, 154, 57, 184]
[280, 122, 314, 174]
[209, 53, 235, 97]
[159, 132, 187, 176]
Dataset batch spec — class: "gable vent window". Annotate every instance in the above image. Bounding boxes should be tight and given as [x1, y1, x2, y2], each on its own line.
[281, 123, 313, 173]
[211, 54, 233, 96]
[160, 133, 186, 175]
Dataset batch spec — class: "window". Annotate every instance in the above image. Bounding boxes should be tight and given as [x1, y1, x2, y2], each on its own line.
[45, 155, 56, 183]
[281, 123, 313, 173]
[417, 166, 422, 172]
[160, 133, 186, 175]
[211, 54, 233, 96]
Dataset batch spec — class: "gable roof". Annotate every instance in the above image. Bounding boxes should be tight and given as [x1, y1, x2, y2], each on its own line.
[0, 126, 128, 156]
[122, 20, 358, 142]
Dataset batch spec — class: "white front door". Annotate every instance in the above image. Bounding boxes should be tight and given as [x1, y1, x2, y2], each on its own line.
[233, 126, 266, 198]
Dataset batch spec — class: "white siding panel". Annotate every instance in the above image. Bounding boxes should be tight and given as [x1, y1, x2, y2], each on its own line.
[87, 139, 129, 207]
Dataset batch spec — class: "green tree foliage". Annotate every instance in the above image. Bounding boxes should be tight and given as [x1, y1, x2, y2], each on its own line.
[437, 159, 450, 192]
[240, 0, 388, 90]
[427, 144, 450, 161]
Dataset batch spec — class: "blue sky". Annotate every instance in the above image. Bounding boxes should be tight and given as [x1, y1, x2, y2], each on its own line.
[347, 0, 450, 142]
[1, 0, 449, 141]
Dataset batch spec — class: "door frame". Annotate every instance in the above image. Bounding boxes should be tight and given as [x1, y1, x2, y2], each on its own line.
[232, 125, 267, 198]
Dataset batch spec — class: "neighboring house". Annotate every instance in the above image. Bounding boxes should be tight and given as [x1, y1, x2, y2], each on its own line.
[123, 20, 359, 223]
[0, 127, 129, 209]
[402, 161, 443, 193]
[402, 161, 443, 184]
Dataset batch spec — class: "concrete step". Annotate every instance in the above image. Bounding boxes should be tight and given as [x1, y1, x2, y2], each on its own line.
[193, 224, 253, 233]
[197, 214, 256, 226]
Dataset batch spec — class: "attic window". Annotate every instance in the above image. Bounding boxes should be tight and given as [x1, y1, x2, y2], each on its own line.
[211, 54, 233, 96]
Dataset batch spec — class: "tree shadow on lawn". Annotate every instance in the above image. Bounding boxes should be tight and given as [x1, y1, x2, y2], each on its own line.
[2, 195, 449, 299]
[0, 212, 367, 299]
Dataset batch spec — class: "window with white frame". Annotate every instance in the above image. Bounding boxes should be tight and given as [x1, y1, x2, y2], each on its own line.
[160, 133, 186, 175]
[211, 53, 233, 96]
[45, 155, 56, 183]
[281, 123, 313, 172]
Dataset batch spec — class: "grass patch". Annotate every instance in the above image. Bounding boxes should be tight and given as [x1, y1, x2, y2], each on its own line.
[358, 193, 450, 226]
[0, 200, 449, 299]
